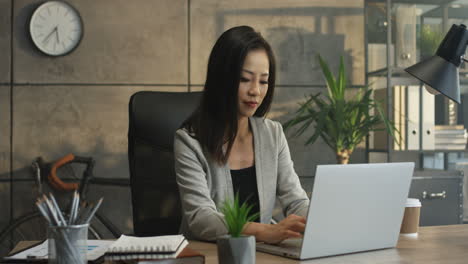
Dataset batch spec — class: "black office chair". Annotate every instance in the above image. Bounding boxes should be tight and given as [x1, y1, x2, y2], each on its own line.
[128, 91, 201, 236]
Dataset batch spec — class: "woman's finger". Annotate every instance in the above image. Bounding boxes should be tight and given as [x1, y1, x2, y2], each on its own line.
[284, 229, 302, 239]
[290, 222, 306, 232]
[281, 218, 306, 231]
[290, 214, 306, 223]
[285, 214, 306, 224]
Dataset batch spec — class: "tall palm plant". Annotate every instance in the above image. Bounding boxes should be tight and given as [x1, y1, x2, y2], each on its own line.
[283, 55, 398, 164]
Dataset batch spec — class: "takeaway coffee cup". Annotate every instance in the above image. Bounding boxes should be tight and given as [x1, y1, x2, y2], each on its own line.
[400, 198, 421, 237]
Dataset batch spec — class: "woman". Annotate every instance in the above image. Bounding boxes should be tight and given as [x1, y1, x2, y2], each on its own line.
[174, 25, 309, 243]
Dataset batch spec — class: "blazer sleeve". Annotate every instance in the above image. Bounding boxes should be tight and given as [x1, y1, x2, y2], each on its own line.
[174, 130, 228, 241]
[275, 123, 310, 217]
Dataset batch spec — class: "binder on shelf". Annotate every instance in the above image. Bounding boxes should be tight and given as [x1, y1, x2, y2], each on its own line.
[434, 125, 468, 150]
[395, 4, 417, 68]
[421, 86, 435, 150]
[368, 44, 394, 72]
[434, 138, 467, 144]
[406, 85, 420, 150]
[435, 125, 465, 130]
[371, 84, 438, 151]
[393, 85, 402, 150]
[398, 85, 406, 150]
[434, 145, 466, 150]
[372, 85, 406, 150]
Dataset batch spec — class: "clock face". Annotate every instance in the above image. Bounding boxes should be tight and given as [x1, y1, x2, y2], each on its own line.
[29, 1, 83, 56]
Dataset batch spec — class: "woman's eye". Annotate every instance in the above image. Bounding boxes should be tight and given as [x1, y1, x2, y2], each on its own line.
[260, 81, 268, 85]
[240, 77, 250, 82]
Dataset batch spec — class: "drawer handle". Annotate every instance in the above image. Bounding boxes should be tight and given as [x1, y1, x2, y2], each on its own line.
[422, 191, 446, 199]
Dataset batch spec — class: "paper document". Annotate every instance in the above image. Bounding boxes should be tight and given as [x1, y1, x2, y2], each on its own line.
[5, 240, 114, 261]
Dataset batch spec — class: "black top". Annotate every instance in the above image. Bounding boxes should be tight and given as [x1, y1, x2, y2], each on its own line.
[230, 165, 260, 222]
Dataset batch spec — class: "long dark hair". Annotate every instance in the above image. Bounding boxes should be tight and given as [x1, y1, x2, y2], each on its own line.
[183, 25, 276, 164]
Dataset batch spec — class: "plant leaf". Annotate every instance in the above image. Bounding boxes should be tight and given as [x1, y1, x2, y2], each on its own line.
[317, 55, 337, 102]
[336, 56, 346, 101]
[219, 192, 259, 237]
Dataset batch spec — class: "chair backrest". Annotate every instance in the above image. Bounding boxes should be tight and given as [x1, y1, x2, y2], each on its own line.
[128, 91, 201, 236]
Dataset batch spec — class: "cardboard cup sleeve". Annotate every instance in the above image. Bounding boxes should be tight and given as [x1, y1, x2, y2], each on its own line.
[400, 198, 421, 236]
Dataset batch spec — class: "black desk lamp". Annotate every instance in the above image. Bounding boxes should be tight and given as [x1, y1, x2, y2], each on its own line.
[405, 24, 468, 104]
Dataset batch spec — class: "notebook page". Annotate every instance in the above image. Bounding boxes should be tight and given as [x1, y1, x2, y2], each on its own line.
[107, 234, 186, 253]
[105, 240, 189, 261]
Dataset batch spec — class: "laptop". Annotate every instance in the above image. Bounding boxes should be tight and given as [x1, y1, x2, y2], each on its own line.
[256, 162, 415, 260]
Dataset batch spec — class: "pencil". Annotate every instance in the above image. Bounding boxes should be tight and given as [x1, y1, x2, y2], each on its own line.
[68, 191, 77, 225]
[83, 197, 104, 224]
[49, 193, 66, 225]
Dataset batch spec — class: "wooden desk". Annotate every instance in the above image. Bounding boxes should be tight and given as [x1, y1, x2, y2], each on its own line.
[8, 225, 468, 264]
[188, 225, 468, 264]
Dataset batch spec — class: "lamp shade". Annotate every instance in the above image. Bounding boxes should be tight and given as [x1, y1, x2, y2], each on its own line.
[405, 24, 468, 104]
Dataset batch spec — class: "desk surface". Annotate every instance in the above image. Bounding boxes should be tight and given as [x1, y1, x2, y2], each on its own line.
[188, 225, 468, 264]
[9, 225, 468, 264]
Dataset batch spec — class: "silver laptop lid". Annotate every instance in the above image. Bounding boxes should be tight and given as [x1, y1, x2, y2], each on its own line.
[300, 162, 414, 259]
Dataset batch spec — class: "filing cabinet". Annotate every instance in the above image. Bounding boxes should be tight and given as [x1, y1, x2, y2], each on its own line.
[410, 170, 464, 226]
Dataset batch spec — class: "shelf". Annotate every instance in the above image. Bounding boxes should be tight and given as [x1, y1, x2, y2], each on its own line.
[368, 149, 467, 153]
[366, 66, 429, 78]
[365, 0, 468, 168]
[366, 66, 468, 81]
[366, 67, 423, 87]
[422, 5, 468, 19]
[367, 0, 456, 5]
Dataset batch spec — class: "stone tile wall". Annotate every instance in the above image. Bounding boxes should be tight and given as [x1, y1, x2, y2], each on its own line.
[0, 0, 368, 237]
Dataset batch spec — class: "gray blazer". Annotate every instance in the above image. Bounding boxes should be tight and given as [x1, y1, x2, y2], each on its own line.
[174, 117, 309, 241]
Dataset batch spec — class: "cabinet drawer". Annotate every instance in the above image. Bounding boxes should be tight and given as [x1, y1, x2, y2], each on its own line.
[409, 174, 463, 226]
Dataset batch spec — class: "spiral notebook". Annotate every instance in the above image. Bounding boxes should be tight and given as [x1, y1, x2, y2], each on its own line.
[104, 235, 188, 261]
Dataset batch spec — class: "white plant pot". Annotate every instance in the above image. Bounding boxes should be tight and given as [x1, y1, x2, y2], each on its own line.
[217, 235, 255, 264]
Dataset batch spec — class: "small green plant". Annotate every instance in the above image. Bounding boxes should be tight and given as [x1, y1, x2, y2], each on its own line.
[420, 25, 444, 58]
[219, 193, 259, 237]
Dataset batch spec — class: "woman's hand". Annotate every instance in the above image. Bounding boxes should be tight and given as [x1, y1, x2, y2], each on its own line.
[242, 214, 306, 244]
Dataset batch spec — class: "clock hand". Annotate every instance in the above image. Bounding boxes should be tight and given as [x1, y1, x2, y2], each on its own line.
[55, 27, 60, 44]
[42, 26, 58, 45]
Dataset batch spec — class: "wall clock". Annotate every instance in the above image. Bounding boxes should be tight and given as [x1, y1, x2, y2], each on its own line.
[29, 1, 83, 56]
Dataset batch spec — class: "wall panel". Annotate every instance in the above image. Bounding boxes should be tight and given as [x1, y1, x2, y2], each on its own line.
[12, 85, 187, 179]
[13, 0, 188, 84]
[0, 0, 11, 83]
[0, 86, 10, 180]
[190, 0, 364, 86]
[0, 0, 368, 242]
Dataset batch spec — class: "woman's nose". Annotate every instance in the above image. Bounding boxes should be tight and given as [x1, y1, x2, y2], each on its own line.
[249, 81, 261, 95]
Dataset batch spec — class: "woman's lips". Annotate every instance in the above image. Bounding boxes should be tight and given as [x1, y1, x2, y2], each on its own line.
[245, 102, 258, 108]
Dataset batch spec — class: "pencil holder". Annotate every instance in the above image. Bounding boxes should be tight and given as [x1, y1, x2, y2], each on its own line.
[48, 224, 88, 264]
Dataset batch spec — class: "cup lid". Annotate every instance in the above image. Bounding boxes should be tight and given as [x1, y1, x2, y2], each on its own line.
[406, 198, 421, 207]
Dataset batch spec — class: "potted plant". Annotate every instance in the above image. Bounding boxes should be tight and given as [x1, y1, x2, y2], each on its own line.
[217, 194, 259, 264]
[283, 55, 398, 164]
[420, 25, 444, 59]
